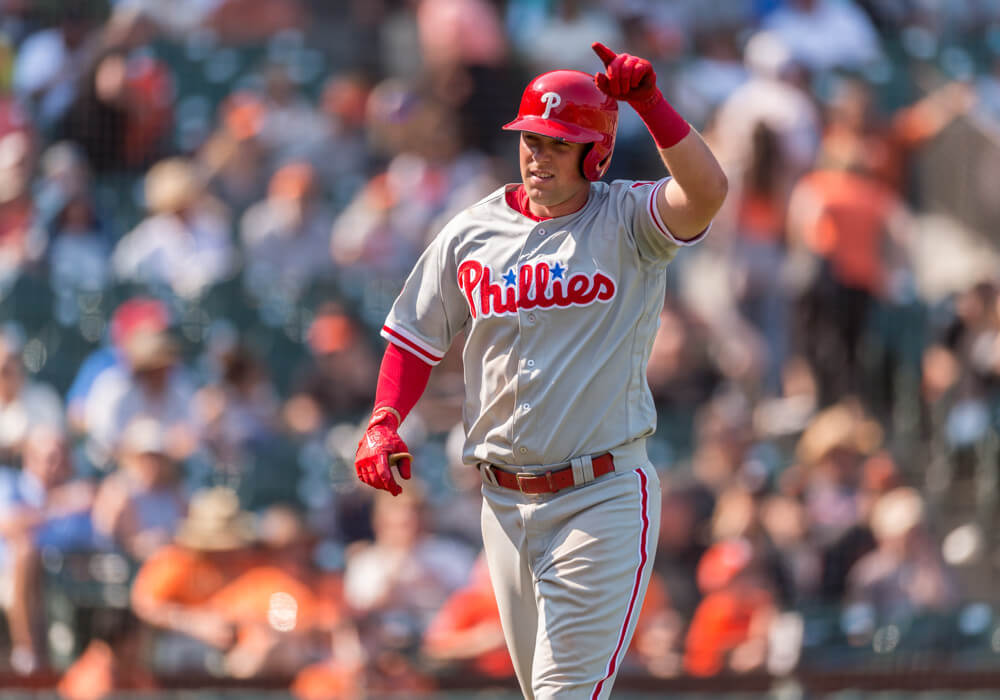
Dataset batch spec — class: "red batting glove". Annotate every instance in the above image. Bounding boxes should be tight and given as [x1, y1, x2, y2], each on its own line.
[592, 41, 691, 149]
[592, 42, 661, 111]
[354, 409, 412, 496]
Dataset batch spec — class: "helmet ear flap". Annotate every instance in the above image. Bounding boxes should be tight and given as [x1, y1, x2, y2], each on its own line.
[580, 142, 594, 179]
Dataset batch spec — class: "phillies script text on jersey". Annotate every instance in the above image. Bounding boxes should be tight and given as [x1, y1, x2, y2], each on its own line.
[457, 260, 617, 318]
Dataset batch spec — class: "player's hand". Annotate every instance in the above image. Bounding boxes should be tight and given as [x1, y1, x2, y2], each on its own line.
[592, 42, 661, 108]
[354, 409, 412, 496]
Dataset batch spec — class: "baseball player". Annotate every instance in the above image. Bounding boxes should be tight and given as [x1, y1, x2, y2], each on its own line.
[354, 42, 727, 698]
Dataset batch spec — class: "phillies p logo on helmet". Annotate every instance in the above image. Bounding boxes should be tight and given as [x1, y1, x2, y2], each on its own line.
[540, 92, 562, 119]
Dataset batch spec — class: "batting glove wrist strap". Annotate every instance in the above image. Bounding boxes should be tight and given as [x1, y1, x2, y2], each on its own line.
[634, 94, 691, 150]
[369, 406, 402, 429]
[355, 411, 411, 497]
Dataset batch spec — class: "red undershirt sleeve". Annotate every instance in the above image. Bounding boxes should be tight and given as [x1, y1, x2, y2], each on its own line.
[373, 343, 433, 422]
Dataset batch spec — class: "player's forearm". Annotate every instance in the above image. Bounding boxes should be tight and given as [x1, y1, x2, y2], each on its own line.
[654, 130, 729, 241]
[627, 84, 727, 241]
[371, 343, 433, 423]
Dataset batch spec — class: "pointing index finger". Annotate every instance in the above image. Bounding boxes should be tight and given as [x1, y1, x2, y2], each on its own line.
[592, 42, 617, 68]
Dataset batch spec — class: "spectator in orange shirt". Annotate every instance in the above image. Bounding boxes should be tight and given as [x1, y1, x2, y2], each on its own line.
[422, 553, 513, 681]
[131, 487, 343, 679]
[423, 553, 678, 684]
[819, 75, 976, 196]
[684, 538, 777, 677]
[786, 158, 911, 404]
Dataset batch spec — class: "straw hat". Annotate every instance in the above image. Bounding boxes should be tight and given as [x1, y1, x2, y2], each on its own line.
[175, 487, 255, 551]
[144, 158, 201, 214]
[795, 401, 883, 467]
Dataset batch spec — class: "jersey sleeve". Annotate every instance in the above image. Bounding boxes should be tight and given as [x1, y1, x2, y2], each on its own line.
[381, 224, 470, 366]
[621, 178, 711, 263]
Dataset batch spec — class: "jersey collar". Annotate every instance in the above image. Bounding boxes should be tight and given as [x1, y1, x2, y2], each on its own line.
[505, 184, 551, 222]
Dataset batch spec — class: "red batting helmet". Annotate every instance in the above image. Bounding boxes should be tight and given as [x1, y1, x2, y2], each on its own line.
[503, 70, 618, 181]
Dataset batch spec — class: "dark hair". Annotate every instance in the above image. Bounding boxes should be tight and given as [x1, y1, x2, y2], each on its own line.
[745, 122, 780, 196]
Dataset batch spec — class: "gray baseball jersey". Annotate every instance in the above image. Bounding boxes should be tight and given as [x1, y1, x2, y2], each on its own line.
[382, 177, 706, 698]
[382, 178, 704, 467]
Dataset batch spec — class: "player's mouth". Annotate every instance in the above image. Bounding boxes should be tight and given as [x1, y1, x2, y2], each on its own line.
[528, 171, 554, 184]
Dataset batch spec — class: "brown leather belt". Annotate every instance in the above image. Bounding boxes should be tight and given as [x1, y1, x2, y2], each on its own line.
[487, 453, 615, 495]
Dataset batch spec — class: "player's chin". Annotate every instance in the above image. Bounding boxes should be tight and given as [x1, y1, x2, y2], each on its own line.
[523, 178, 556, 202]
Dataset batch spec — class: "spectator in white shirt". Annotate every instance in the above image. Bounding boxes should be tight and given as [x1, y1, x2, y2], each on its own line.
[112, 157, 236, 299]
[762, 0, 884, 75]
[82, 329, 198, 470]
[240, 161, 335, 302]
[0, 329, 64, 464]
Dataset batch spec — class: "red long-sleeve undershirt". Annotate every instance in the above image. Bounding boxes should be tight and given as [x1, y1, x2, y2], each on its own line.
[373, 343, 433, 422]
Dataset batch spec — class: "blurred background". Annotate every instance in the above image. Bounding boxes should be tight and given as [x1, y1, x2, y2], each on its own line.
[2, 0, 1000, 698]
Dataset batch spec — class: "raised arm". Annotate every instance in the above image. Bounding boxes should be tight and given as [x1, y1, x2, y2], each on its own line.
[593, 42, 728, 240]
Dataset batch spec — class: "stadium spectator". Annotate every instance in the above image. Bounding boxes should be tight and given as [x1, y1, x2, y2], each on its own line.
[66, 296, 169, 434]
[728, 122, 791, 394]
[793, 399, 885, 601]
[91, 416, 185, 562]
[193, 338, 281, 466]
[11, 2, 105, 129]
[82, 327, 197, 469]
[786, 155, 912, 403]
[845, 486, 960, 639]
[672, 24, 749, 130]
[628, 572, 686, 680]
[710, 31, 820, 240]
[283, 305, 377, 435]
[0, 426, 94, 675]
[40, 183, 110, 293]
[0, 327, 64, 463]
[760, 0, 884, 74]
[343, 484, 475, 690]
[131, 487, 342, 678]
[256, 64, 328, 167]
[200, 91, 271, 215]
[819, 74, 977, 195]
[511, 0, 623, 75]
[240, 161, 335, 302]
[683, 538, 778, 677]
[112, 157, 236, 299]
[654, 478, 715, 622]
[422, 553, 514, 681]
[0, 131, 44, 283]
[56, 47, 171, 173]
[311, 72, 372, 201]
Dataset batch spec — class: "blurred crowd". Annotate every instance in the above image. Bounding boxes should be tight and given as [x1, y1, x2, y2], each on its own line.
[2, 0, 1000, 697]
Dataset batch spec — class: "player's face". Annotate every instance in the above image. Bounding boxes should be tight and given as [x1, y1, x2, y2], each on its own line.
[519, 132, 590, 217]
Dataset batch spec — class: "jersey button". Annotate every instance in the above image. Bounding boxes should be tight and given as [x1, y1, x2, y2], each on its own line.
[521, 403, 530, 411]
[527, 360, 535, 367]
[527, 313, 536, 323]
[537, 228, 546, 236]
[519, 447, 528, 455]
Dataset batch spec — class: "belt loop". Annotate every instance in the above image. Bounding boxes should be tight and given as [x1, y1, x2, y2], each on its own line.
[570, 455, 595, 485]
[478, 463, 499, 487]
